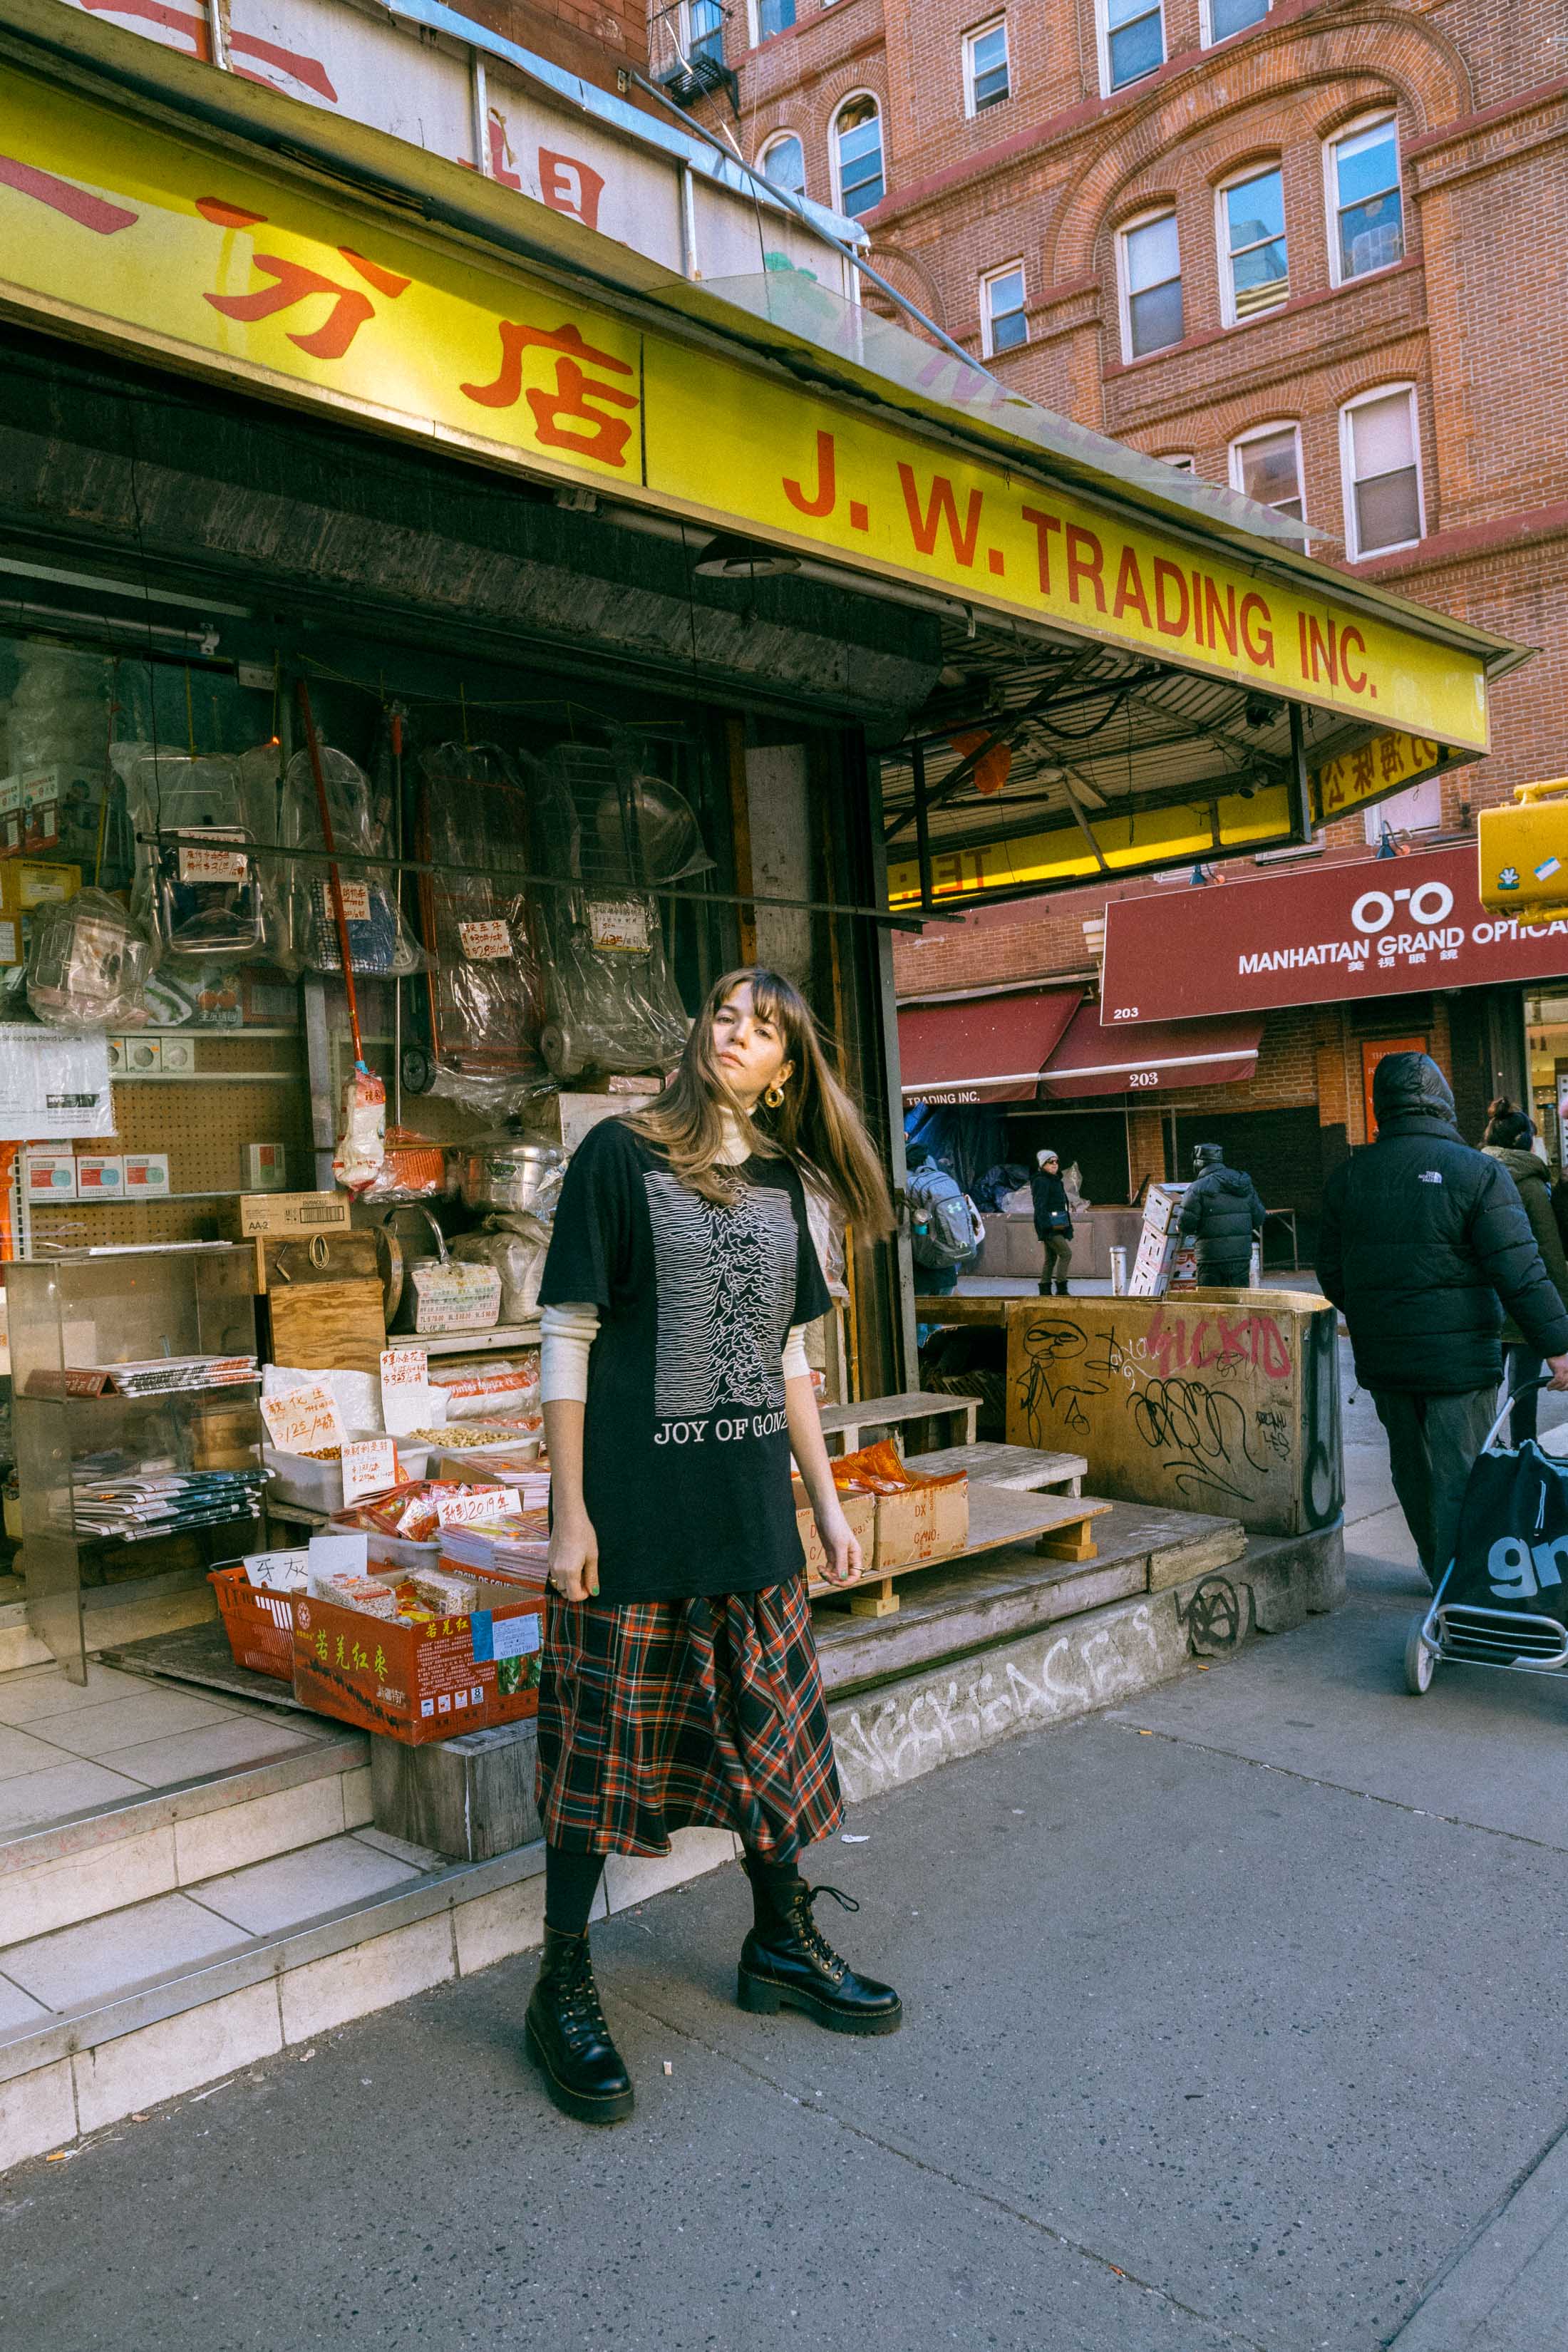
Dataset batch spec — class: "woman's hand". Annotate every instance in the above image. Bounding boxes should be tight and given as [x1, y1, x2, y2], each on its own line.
[813, 1497, 862, 1587]
[548, 1508, 599, 1601]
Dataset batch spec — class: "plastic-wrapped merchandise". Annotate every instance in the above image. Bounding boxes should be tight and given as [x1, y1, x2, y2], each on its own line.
[280, 743, 423, 976]
[333, 1066, 386, 1195]
[413, 743, 549, 1112]
[521, 738, 694, 1080]
[128, 753, 266, 959]
[26, 890, 155, 1029]
[6, 643, 111, 867]
[450, 1214, 552, 1324]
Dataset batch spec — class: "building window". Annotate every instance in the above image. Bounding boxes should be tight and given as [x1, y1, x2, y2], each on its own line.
[1102, 0, 1164, 91]
[981, 263, 1028, 354]
[1329, 115, 1404, 283]
[1220, 165, 1289, 322]
[759, 133, 805, 195]
[964, 19, 1011, 113]
[1162, 453, 1195, 470]
[1119, 210, 1183, 359]
[756, 0, 795, 36]
[1229, 422, 1304, 520]
[684, 0, 725, 70]
[833, 96, 884, 217]
[1341, 386, 1423, 557]
[1204, 0, 1267, 43]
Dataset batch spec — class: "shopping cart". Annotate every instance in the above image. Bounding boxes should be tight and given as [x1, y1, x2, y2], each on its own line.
[1405, 1378, 1568, 1693]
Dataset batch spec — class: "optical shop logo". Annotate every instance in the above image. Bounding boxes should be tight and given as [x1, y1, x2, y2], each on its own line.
[1237, 878, 1464, 976]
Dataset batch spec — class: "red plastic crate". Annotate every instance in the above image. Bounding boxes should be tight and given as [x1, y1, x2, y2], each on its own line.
[210, 1562, 294, 1682]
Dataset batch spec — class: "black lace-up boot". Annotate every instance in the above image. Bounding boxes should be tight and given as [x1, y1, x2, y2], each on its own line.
[525, 1926, 634, 2124]
[738, 1861, 902, 2036]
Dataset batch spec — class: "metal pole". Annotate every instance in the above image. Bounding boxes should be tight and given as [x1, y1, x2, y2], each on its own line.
[912, 741, 934, 920]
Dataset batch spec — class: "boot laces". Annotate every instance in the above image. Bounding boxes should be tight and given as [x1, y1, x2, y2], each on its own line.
[796, 1883, 859, 1981]
[558, 1946, 609, 2039]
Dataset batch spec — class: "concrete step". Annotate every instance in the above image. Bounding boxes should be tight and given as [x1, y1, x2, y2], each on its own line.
[0, 1730, 373, 1944]
[0, 1818, 741, 2175]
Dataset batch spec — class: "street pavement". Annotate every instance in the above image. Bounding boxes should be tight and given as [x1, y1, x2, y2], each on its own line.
[5, 1346, 1568, 2352]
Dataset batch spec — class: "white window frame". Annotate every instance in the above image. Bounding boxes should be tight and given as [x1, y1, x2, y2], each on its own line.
[748, 0, 798, 41]
[757, 129, 807, 197]
[680, 0, 726, 66]
[1200, 0, 1268, 49]
[1229, 419, 1306, 523]
[1115, 205, 1184, 364]
[1095, 0, 1165, 98]
[1324, 110, 1404, 289]
[830, 92, 885, 218]
[963, 16, 1011, 117]
[1215, 160, 1289, 329]
[1161, 453, 1195, 471]
[980, 261, 1028, 356]
[1339, 382, 1425, 561]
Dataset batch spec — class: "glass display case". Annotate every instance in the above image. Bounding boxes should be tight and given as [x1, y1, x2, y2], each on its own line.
[9, 1243, 263, 1683]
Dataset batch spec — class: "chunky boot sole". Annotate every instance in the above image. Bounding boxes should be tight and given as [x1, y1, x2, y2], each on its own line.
[525, 2016, 635, 2125]
[737, 1964, 903, 2036]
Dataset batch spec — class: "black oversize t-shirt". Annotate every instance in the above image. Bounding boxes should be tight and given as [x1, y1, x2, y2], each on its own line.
[538, 1118, 832, 1603]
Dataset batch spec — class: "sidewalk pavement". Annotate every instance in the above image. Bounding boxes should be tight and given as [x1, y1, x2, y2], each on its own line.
[4, 1348, 1568, 2352]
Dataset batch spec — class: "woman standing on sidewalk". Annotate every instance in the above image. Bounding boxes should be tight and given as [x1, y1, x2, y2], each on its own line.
[527, 967, 903, 2125]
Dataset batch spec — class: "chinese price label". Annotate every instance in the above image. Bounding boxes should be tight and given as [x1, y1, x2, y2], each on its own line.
[177, 837, 249, 884]
[458, 919, 512, 960]
[379, 1346, 430, 1436]
[259, 1381, 344, 1454]
[587, 898, 650, 953]
[435, 1484, 518, 1528]
[341, 1436, 401, 1506]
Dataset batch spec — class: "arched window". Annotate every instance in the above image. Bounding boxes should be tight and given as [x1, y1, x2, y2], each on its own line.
[1340, 385, 1423, 557]
[759, 133, 806, 197]
[1326, 114, 1403, 284]
[833, 96, 884, 217]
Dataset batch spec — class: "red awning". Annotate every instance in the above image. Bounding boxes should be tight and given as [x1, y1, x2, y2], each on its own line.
[899, 988, 1082, 1104]
[1038, 1004, 1264, 1098]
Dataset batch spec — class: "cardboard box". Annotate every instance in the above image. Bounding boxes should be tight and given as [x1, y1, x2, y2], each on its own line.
[24, 1151, 76, 1202]
[76, 1155, 123, 1197]
[123, 1151, 171, 1194]
[792, 1477, 877, 1584]
[234, 1190, 351, 1238]
[291, 1582, 543, 1744]
[870, 1471, 968, 1572]
[523, 1087, 661, 1155]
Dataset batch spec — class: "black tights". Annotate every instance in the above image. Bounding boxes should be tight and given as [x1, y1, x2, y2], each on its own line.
[543, 1842, 801, 1939]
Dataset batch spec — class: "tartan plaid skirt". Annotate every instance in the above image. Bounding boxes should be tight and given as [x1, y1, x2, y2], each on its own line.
[535, 1575, 844, 1860]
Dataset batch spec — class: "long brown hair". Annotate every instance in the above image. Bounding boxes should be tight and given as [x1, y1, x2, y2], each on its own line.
[626, 966, 894, 1234]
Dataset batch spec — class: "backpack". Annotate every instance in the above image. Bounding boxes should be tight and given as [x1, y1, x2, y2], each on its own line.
[909, 1168, 985, 1268]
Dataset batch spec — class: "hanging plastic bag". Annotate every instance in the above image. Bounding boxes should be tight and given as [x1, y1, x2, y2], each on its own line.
[26, 891, 155, 1030]
[280, 743, 423, 977]
[411, 742, 548, 1108]
[128, 753, 267, 960]
[333, 1065, 386, 1195]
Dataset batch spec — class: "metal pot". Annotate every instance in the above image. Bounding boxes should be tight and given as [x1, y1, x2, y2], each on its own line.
[456, 1138, 564, 1214]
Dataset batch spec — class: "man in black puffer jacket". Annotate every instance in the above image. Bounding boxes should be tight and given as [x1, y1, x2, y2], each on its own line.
[1316, 1051, 1568, 1588]
[1177, 1143, 1265, 1286]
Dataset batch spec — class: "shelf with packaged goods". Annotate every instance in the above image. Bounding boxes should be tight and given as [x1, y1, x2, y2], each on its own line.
[416, 1321, 542, 1357]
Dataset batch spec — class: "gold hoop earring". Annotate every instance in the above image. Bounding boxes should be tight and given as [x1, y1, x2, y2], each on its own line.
[763, 1081, 786, 1110]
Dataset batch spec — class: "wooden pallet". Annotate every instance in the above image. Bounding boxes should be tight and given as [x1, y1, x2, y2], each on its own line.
[818, 1390, 979, 1455]
[807, 1482, 1111, 1617]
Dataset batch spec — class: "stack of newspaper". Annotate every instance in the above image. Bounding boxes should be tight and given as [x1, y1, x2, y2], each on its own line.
[66, 1467, 267, 1540]
[438, 1507, 550, 1589]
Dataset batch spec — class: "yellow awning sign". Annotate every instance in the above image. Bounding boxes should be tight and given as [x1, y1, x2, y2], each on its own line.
[1313, 731, 1443, 825]
[0, 69, 1491, 751]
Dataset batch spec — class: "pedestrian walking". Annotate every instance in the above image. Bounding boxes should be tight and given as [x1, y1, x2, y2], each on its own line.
[904, 1142, 982, 1301]
[1031, 1147, 1076, 1295]
[1177, 1142, 1265, 1286]
[1480, 1098, 1568, 1444]
[1315, 1051, 1568, 1589]
[530, 966, 903, 2127]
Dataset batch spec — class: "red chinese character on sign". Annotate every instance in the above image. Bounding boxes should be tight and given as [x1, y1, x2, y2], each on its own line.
[198, 198, 411, 360]
[1319, 756, 1346, 813]
[1379, 735, 1407, 780]
[0, 153, 137, 234]
[460, 320, 637, 466]
[1351, 745, 1376, 795]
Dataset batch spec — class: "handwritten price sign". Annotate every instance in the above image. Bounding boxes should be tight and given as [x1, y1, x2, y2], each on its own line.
[380, 1346, 430, 1437]
[341, 1437, 401, 1506]
[260, 1382, 344, 1455]
[434, 1485, 518, 1528]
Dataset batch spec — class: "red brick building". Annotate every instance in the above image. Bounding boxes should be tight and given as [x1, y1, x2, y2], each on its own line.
[660, 0, 1568, 1247]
